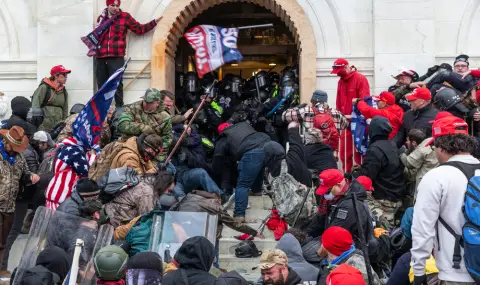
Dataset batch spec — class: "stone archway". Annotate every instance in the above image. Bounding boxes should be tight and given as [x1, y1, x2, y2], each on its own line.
[151, 0, 317, 103]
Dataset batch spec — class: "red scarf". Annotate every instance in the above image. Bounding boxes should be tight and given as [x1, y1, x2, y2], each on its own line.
[317, 181, 351, 215]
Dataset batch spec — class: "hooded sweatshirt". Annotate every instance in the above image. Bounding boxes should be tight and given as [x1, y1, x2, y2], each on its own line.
[358, 117, 406, 201]
[162, 236, 217, 285]
[4, 96, 37, 137]
[20, 246, 70, 285]
[215, 271, 249, 285]
[276, 234, 319, 283]
[126, 252, 163, 285]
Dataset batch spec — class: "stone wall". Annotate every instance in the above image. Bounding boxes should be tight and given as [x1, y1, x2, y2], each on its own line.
[0, 0, 479, 118]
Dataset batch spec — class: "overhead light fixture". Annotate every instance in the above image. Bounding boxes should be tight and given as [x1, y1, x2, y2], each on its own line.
[231, 63, 239, 66]
[269, 63, 276, 66]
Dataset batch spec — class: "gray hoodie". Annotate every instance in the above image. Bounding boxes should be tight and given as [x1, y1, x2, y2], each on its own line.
[276, 234, 319, 283]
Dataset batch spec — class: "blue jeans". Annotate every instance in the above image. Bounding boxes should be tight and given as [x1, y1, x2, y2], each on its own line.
[172, 168, 224, 198]
[235, 148, 265, 217]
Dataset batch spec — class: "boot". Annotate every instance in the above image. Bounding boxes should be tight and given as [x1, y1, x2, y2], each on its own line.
[234, 216, 246, 224]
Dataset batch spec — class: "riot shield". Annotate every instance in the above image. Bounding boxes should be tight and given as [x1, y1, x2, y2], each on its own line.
[149, 211, 218, 261]
[79, 224, 115, 285]
[13, 209, 100, 285]
[13, 206, 53, 284]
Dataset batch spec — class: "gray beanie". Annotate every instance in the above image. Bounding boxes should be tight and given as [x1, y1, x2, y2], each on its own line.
[311, 90, 328, 103]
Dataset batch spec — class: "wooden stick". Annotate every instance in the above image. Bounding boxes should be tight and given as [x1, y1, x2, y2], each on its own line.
[123, 61, 151, 90]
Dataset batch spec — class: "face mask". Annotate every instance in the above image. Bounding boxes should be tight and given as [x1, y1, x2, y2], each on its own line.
[324, 192, 335, 201]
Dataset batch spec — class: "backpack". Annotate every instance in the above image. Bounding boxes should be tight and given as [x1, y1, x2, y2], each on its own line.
[96, 167, 140, 204]
[88, 138, 127, 181]
[438, 161, 480, 283]
[38, 148, 60, 177]
[313, 112, 339, 151]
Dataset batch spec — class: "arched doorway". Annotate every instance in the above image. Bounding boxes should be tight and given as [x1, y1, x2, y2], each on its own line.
[151, 0, 317, 103]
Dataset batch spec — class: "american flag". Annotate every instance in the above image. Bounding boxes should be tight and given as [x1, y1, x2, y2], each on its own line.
[45, 137, 96, 210]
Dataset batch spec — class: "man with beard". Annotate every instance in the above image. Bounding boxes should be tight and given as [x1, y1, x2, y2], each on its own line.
[259, 249, 303, 285]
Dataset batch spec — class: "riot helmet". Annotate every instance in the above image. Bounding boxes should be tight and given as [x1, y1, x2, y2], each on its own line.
[269, 72, 280, 85]
[185, 72, 198, 93]
[230, 75, 243, 94]
[433, 88, 468, 112]
[255, 71, 269, 90]
[70, 103, 85, 115]
[94, 245, 129, 281]
[201, 79, 218, 99]
[279, 70, 296, 98]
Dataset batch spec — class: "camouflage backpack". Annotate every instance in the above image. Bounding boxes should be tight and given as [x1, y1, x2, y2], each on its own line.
[265, 160, 317, 225]
[88, 138, 127, 181]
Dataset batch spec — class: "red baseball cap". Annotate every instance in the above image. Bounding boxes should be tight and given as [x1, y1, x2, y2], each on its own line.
[316, 169, 344, 195]
[356, 176, 374, 191]
[50, 65, 71, 76]
[405, 87, 431, 101]
[429, 111, 453, 123]
[326, 264, 366, 285]
[331, 58, 349, 74]
[425, 116, 469, 146]
[374, 91, 396, 105]
[392, 69, 417, 79]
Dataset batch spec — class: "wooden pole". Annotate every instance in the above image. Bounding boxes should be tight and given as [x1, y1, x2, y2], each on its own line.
[123, 61, 151, 91]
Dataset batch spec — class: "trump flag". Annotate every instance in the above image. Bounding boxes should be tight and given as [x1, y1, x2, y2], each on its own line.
[184, 25, 243, 78]
[72, 60, 128, 149]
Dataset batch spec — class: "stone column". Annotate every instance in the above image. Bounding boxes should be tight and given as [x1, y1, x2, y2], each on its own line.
[373, 0, 436, 94]
[36, 0, 95, 108]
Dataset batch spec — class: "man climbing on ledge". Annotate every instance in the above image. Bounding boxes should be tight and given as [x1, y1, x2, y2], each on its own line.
[92, 0, 162, 107]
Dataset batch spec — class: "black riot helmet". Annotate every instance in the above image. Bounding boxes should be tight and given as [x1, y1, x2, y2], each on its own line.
[230, 75, 243, 94]
[185, 72, 198, 93]
[433, 88, 469, 113]
[269, 72, 280, 85]
[255, 71, 269, 90]
[201, 79, 218, 99]
[279, 70, 296, 98]
[70, 103, 85, 115]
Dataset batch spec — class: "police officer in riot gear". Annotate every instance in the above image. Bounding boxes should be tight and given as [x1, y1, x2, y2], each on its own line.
[433, 88, 469, 119]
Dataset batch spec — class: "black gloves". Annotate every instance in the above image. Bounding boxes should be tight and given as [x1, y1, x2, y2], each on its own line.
[413, 274, 427, 285]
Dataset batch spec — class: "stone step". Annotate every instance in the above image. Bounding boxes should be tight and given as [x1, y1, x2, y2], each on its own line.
[224, 195, 273, 211]
[218, 253, 262, 274]
[221, 223, 276, 240]
[218, 237, 277, 255]
[226, 209, 271, 223]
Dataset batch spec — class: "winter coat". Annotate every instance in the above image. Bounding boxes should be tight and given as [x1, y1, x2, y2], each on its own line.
[31, 78, 69, 132]
[18, 144, 40, 203]
[162, 236, 217, 285]
[3, 96, 37, 138]
[104, 181, 156, 227]
[213, 122, 270, 170]
[110, 137, 155, 175]
[215, 271, 249, 285]
[19, 265, 61, 285]
[34, 246, 70, 284]
[387, 252, 412, 285]
[95, 9, 157, 58]
[359, 116, 406, 201]
[357, 101, 404, 139]
[171, 125, 208, 175]
[170, 191, 257, 240]
[56, 190, 83, 217]
[394, 104, 439, 148]
[257, 268, 303, 285]
[390, 84, 414, 112]
[276, 234, 319, 283]
[400, 137, 439, 196]
[0, 151, 30, 213]
[117, 100, 172, 158]
[304, 143, 338, 173]
[412, 155, 480, 283]
[57, 113, 111, 146]
[335, 71, 371, 115]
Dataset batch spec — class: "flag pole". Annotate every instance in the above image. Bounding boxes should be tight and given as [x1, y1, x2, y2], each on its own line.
[237, 23, 274, 30]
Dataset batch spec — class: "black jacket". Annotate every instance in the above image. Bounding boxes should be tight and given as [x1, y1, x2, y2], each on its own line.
[19, 245, 70, 285]
[285, 128, 312, 187]
[4, 96, 37, 138]
[18, 145, 41, 202]
[393, 103, 439, 147]
[257, 267, 303, 285]
[56, 190, 83, 217]
[213, 122, 270, 171]
[359, 117, 406, 201]
[171, 125, 209, 174]
[162, 236, 217, 285]
[304, 143, 337, 174]
[305, 180, 372, 246]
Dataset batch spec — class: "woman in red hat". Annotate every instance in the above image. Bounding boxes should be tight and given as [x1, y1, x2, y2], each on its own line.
[31, 65, 71, 133]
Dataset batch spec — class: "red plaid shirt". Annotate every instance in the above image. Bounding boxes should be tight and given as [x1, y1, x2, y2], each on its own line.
[96, 11, 157, 58]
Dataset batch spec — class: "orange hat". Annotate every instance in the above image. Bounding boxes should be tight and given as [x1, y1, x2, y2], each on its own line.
[316, 169, 344, 195]
[425, 116, 469, 146]
[406, 87, 431, 101]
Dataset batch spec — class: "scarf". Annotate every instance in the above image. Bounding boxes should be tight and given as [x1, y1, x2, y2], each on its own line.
[97, 279, 125, 285]
[0, 140, 16, 165]
[321, 245, 357, 266]
[317, 181, 351, 215]
[81, 9, 119, 57]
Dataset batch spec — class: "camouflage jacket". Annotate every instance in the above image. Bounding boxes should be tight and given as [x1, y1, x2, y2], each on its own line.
[0, 153, 30, 213]
[117, 101, 172, 149]
[327, 250, 381, 285]
[104, 181, 156, 227]
[57, 114, 112, 147]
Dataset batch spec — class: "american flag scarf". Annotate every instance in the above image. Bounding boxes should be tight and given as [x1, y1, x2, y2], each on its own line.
[45, 137, 96, 210]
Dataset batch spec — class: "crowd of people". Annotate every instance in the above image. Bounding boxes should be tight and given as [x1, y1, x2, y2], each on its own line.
[1, 0, 480, 284]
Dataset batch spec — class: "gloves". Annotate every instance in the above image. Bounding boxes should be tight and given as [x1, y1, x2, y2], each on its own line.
[413, 274, 427, 285]
[427, 65, 440, 75]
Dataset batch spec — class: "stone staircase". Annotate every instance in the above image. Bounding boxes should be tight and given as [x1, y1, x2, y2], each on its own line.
[218, 195, 277, 280]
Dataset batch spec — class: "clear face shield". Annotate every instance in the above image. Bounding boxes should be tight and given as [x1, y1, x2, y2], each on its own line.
[186, 79, 197, 93]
